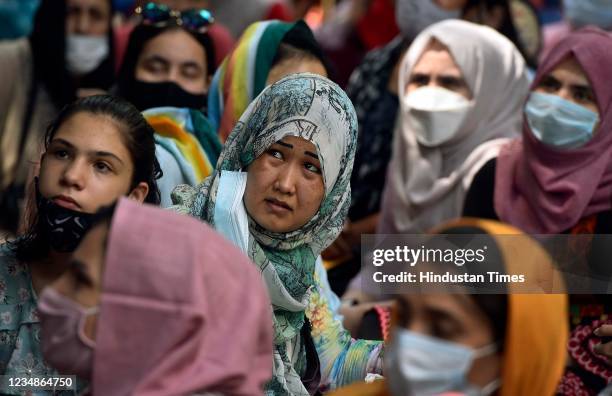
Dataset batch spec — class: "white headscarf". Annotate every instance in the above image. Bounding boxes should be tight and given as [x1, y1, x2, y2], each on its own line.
[378, 19, 530, 234]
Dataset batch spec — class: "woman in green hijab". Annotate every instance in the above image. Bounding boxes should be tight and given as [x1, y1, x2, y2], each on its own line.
[173, 73, 383, 395]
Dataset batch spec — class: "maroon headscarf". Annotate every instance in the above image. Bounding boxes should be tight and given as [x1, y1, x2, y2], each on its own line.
[494, 27, 612, 233]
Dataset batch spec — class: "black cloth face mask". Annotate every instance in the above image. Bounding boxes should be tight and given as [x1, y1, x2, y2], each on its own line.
[35, 182, 95, 253]
[126, 79, 207, 112]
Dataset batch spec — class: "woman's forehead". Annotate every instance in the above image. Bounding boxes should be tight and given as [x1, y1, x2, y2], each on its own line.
[277, 135, 319, 155]
[545, 56, 591, 88]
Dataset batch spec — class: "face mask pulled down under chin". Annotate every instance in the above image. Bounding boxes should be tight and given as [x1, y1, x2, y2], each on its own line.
[66, 34, 109, 76]
[36, 187, 95, 253]
[404, 86, 472, 147]
[213, 170, 249, 254]
[525, 91, 599, 150]
[128, 80, 207, 112]
[385, 328, 500, 396]
[38, 287, 98, 380]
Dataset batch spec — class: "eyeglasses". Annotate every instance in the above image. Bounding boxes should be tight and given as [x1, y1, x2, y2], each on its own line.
[135, 2, 214, 33]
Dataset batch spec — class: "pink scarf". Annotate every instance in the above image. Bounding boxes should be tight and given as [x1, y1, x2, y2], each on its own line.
[93, 198, 273, 395]
[495, 27, 612, 233]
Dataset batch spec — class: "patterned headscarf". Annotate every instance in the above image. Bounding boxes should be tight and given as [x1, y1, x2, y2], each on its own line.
[172, 73, 358, 395]
[208, 20, 324, 142]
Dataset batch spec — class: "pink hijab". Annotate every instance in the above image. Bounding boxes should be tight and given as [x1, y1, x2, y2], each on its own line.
[92, 198, 273, 396]
[495, 27, 612, 233]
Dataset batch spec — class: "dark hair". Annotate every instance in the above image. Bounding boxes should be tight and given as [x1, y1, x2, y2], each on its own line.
[471, 294, 508, 351]
[463, 0, 540, 68]
[29, 0, 116, 109]
[43, 95, 162, 203]
[270, 20, 333, 78]
[11, 95, 161, 263]
[115, 23, 215, 98]
[443, 226, 508, 350]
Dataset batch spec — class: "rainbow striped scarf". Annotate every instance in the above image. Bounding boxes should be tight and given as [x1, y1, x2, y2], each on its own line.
[144, 107, 222, 185]
[208, 20, 296, 142]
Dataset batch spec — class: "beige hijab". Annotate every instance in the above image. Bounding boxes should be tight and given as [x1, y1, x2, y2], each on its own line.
[378, 19, 530, 234]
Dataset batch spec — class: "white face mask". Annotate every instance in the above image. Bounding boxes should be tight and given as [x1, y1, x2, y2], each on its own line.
[385, 328, 500, 396]
[404, 86, 472, 147]
[65, 34, 109, 75]
[395, 0, 461, 39]
[213, 170, 250, 254]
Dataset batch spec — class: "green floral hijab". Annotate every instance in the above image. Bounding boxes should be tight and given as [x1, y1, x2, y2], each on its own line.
[172, 73, 357, 395]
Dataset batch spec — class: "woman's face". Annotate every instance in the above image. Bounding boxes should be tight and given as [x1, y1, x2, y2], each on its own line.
[66, 0, 111, 36]
[38, 112, 149, 214]
[406, 40, 472, 99]
[396, 294, 501, 388]
[135, 29, 208, 94]
[50, 221, 108, 341]
[244, 135, 325, 233]
[534, 56, 598, 113]
[265, 58, 328, 86]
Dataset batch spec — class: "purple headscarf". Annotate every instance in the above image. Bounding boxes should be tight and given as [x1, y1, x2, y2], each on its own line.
[494, 27, 612, 233]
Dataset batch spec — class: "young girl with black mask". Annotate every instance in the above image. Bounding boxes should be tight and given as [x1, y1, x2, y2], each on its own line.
[0, 95, 160, 394]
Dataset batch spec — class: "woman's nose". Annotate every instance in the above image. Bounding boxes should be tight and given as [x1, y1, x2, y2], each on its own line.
[274, 165, 298, 195]
[556, 87, 573, 103]
[60, 160, 86, 190]
[74, 13, 92, 35]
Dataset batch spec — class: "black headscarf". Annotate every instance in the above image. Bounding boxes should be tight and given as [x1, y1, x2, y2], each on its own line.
[274, 20, 334, 80]
[29, 0, 116, 109]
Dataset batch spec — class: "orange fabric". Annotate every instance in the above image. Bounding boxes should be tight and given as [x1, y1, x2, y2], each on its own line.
[442, 219, 569, 396]
[329, 379, 390, 396]
[333, 218, 569, 396]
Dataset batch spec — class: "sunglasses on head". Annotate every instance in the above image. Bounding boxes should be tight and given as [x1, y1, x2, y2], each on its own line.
[135, 2, 214, 33]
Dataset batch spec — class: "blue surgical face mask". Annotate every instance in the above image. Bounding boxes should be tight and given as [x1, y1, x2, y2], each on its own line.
[385, 328, 500, 396]
[563, 0, 612, 30]
[525, 91, 599, 150]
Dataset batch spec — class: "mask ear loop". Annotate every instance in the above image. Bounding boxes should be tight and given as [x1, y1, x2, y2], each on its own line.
[77, 306, 100, 348]
[473, 342, 498, 359]
[480, 377, 502, 396]
[471, 343, 501, 395]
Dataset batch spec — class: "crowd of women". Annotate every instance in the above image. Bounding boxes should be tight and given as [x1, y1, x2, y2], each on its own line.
[0, 0, 610, 395]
